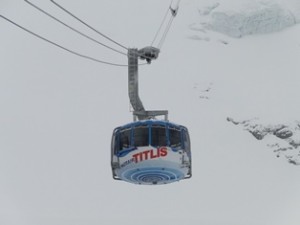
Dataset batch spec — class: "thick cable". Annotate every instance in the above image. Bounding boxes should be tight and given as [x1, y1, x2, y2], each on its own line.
[24, 0, 127, 56]
[0, 15, 129, 67]
[150, 5, 170, 47]
[50, 0, 128, 51]
[158, 15, 174, 49]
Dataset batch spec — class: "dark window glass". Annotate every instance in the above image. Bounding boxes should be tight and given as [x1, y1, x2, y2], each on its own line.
[169, 126, 181, 148]
[134, 125, 149, 146]
[151, 125, 166, 146]
[183, 129, 191, 154]
[119, 128, 131, 150]
[112, 130, 119, 154]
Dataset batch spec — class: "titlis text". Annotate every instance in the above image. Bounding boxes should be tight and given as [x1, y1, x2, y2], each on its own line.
[132, 147, 168, 163]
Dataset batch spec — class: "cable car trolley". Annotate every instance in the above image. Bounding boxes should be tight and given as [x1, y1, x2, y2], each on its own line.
[111, 46, 192, 185]
[0, 0, 189, 186]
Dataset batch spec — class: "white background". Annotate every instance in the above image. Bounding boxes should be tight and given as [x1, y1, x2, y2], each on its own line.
[1, 0, 300, 224]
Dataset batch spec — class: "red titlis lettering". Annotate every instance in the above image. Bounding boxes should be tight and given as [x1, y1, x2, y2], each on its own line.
[132, 147, 168, 163]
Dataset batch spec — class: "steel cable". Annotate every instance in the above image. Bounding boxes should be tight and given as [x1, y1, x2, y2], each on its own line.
[24, 0, 127, 56]
[50, 0, 128, 51]
[0, 15, 129, 67]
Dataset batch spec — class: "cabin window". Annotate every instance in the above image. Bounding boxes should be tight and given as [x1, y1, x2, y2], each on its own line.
[118, 128, 131, 150]
[151, 124, 166, 146]
[112, 130, 118, 154]
[169, 126, 181, 148]
[183, 129, 191, 154]
[133, 125, 149, 146]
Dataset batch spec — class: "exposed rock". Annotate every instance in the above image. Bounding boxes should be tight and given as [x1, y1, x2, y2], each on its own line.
[193, 82, 213, 100]
[210, 3, 296, 38]
[191, 0, 300, 38]
[227, 117, 300, 165]
[274, 127, 293, 139]
[289, 140, 300, 149]
[249, 129, 267, 140]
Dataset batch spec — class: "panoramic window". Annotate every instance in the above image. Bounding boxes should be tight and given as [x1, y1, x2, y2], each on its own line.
[119, 128, 131, 150]
[169, 126, 181, 148]
[151, 124, 166, 146]
[133, 125, 149, 146]
[182, 129, 191, 154]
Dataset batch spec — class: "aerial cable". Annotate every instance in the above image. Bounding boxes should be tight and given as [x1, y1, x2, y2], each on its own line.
[24, 0, 127, 56]
[157, 16, 174, 49]
[150, 5, 170, 47]
[0, 15, 130, 67]
[49, 0, 158, 64]
[151, 0, 179, 50]
[50, 0, 128, 51]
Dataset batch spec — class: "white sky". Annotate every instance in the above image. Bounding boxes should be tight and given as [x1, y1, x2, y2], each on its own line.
[1, 0, 300, 225]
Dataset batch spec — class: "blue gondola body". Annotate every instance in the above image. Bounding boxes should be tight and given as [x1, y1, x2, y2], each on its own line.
[111, 120, 192, 185]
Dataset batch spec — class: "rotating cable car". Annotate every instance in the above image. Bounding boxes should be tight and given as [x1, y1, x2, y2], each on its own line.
[111, 47, 192, 185]
[0, 0, 189, 185]
[111, 120, 191, 185]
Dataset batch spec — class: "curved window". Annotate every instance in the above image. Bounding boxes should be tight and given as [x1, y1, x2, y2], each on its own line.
[133, 125, 149, 146]
[151, 124, 166, 146]
[182, 129, 191, 155]
[112, 130, 118, 154]
[169, 126, 181, 148]
[119, 128, 131, 150]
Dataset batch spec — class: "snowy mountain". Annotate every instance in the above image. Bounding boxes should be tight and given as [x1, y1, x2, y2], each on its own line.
[187, 0, 300, 165]
[189, 0, 300, 38]
[227, 117, 300, 165]
[1, 0, 300, 225]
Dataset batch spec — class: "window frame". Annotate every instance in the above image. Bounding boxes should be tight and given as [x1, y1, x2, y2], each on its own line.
[150, 124, 167, 147]
[132, 124, 149, 147]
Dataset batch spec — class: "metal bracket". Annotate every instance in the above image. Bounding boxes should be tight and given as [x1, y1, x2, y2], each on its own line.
[133, 110, 168, 121]
[128, 47, 168, 121]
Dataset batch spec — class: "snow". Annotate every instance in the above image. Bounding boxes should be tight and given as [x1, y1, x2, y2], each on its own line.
[1, 0, 300, 225]
[227, 117, 300, 164]
[189, 0, 300, 38]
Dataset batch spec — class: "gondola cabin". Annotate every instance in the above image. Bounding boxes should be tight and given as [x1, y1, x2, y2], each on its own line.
[111, 120, 191, 185]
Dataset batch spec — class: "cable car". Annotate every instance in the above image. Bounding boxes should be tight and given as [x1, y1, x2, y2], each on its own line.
[110, 44, 191, 185]
[0, 0, 191, 185]
[111, 120, 191, 185]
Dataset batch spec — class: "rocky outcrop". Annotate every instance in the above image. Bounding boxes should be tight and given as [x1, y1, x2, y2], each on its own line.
[190, 0, 300, 38]
[227, 117, 300, 165]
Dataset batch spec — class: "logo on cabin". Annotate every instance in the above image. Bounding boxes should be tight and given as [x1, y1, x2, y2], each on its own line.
[120, 147, 168, 167]
[133, 147, 168, 163]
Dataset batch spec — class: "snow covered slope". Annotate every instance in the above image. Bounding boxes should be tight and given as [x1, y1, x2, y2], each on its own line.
[189, 0, 300, 38]
[184, 0, 300, 165]
[1, 0, 300, 225]
[227, 117, 300, 165]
